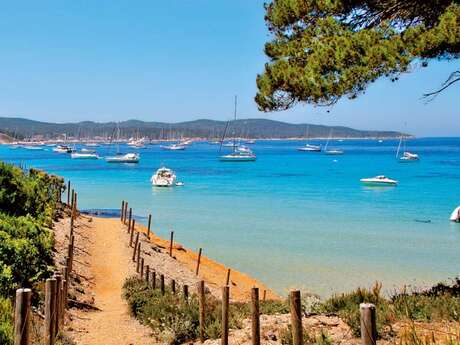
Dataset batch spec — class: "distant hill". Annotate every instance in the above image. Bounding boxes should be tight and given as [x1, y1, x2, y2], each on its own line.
[0, 117, 408, 140]
[0, 133, 14, 144]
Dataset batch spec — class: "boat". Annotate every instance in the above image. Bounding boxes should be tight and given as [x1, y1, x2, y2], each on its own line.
[360, 175, 398, 186]
[297, 125, 321, 152]
[396, 136, 419, 162]
[53, 145, 73, 153]
[71, 152, 99, 159]
[245, 139, 256, 144]
[219, 96, 256, 162]
[161, 143, 186, 151]
[106, 153, 140, 163]
[150, 167, 177, 187]
[324, 129, 344, 155]
[81, 148, 96, 153]
[105, 124, 140, 163]
[450, 206, 460, 222]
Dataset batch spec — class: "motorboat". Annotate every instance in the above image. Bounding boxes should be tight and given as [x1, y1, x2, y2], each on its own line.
[399, 151, 419, 162]
[151, 167, 177, 187]
[450, 206, 460, 222]
[161, 143, 186, 151]
[106, 153, 140, 163]
[325, 149, 344, 155]
[298, 144, 321, 152]
[81, 148, 96, 153]
[360, 175, 398, 186]
[71, 152, 99, 159]
[53, 145, 73, 153]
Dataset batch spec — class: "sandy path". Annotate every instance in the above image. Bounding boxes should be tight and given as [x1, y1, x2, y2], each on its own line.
[73, 217, 154, 345]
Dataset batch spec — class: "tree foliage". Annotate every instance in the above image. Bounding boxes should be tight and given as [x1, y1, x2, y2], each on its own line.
[256, 0, 460, 111]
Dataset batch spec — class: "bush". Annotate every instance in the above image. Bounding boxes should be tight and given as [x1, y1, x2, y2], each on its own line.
[0, 296, 13, 345]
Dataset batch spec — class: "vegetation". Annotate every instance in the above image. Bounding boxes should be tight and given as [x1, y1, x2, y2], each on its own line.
[256, 0, 460, 111]
[0, 161, 64, 343]
[122, 277, 288, 344]
[313, 280, 460, 337]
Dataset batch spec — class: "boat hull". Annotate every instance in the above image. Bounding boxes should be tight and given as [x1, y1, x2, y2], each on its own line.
[219, 155, 256, 162]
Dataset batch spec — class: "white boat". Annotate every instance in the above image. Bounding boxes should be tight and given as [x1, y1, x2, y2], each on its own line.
[450, 206, 460, 222]
[161, 143, 186, 151]
[151, 167, 177, 187]
[396, 136, 419, 162]
[86, 143, 100, 147]
[219, 96, 256, 162]
[81, 148, 96, 153]
[53, 145, 72, 153]
[71, 152, 99, 159]
[324, 129, 344, 155]
[360, 175, 398, 186]
[245, 139, 256, 144]
[298, 144, 321, 152]
[106, 153, 140, 163]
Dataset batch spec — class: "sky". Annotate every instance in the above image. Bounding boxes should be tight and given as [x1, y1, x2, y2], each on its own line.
[0, 1, 458, 136]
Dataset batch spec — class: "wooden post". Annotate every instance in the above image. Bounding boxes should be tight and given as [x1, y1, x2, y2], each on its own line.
[136, 243, 141, 269]
[152, 270, 156, 289]
[183, 284, 189, 301]
[120, 200, 125, 222]
[44, 278, 57, 345]
[130, 220, 136, 245]
[54, 274, 62, 334]
[71, 189, 74, 211]
[225, 269, 231, 286]
[147, 214, 152, 239]
[62, 278, 68, 313]
[67, 181, 70, 205]
[263, 290, 266, 301]
[360, 303, 377, 345]
[196, 248, 202, 275]
[140, 258, 145, 278]
[198, 280, 205, 343]
[14, 288, 31, 345]
[145, 265, 150, 283]
[160, 274, 165, 295]
[171, 279, 176, 294]
[127, 208, 132, 230]
[221, 286, 230, 345]
[290, 290, 302, 345]
[74, 192, 78, 212]
[251, 287, 260, 345]
[68, 243, 74, 273]
[169, 231, 174, 257]
[123, 202, 128, 224]
[132, 232, 139, 261]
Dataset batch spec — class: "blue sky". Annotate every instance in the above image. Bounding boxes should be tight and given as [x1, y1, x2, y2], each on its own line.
[0, 1, 458, 136]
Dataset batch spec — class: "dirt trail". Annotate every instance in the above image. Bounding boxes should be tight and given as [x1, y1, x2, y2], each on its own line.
[70, 217, 154, 345]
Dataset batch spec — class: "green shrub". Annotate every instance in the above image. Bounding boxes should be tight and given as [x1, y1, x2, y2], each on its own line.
[0, 296, 13, 345]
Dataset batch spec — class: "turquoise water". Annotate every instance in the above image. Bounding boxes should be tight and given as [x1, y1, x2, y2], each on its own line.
[1, 138, 459, 297]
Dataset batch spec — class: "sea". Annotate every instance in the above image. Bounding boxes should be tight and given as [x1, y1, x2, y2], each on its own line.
[1, 138, 459, 297]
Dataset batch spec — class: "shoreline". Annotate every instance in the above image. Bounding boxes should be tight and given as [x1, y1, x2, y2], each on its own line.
[121, 216, 280, 302]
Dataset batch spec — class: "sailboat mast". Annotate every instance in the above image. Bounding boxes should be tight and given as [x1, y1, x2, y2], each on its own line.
[233, 95, 237, 153]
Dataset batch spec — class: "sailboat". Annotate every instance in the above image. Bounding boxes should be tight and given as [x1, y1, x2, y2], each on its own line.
[219, 96, 256, 162]
[105, 124, 140, 163]
[297, 125, 321, 152]
[324, 129, 344, 155]
[396, 136, 419, 162]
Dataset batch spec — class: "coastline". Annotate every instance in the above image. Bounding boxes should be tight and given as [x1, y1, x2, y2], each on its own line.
[124, 216, 279, 302]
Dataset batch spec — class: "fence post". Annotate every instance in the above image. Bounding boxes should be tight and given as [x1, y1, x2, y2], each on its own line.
[140, 258, 144, 278]
[120, 201, 124, 222]
[169, 231, 174, 257]
[67, 181, 70, 205]
[198, 280, 205, 343]
[225, 269, 231, 286]
[160, 274, 165, 295]
[127, 208, 132, 231]
[290, 290, 302, 345]
[196, 248, 202, 275]
[147, 214, 152, 240]
[136, 243, 141, 271]
[44, 278, 57, 345]
[152, 270, 156, 289]
[263, 290, 266, 301]
[145, 265, 150, 283]
[14, 288, 31, 345]
[74, 192, 78, 212]
[221, 286, 229, 345]
[183, 284, 189, 301]
[171, 279, 176, 294]
[251, 287, 260, 345]
[132, 232, 139, 261]
[71, 189, 74, 211]
[54, 274, 62, 335]
[360, 303, 377, 345]
[130, 220, 136, 246]
[123, 202, 128, 224]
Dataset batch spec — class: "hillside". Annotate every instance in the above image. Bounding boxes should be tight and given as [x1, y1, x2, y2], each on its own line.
[0, 133, 14, 144]
[0, 117, 408, 139]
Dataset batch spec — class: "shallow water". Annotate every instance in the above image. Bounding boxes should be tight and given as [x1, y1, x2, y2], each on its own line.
[2, 138, 459, 297]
